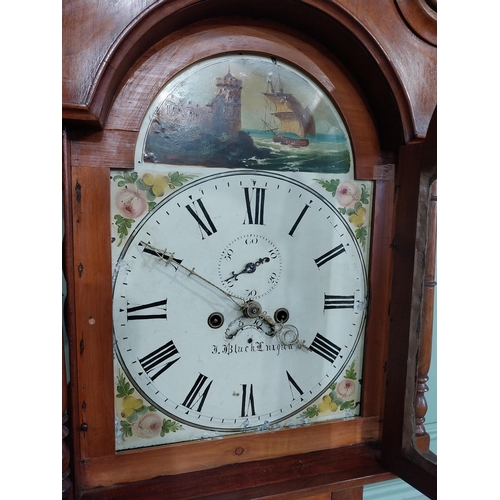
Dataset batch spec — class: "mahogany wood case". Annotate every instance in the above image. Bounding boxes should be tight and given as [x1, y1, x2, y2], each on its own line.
[62, 1, 437, 499]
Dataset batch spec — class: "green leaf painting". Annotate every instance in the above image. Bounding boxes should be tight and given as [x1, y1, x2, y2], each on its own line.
[116, 371, 135, 399]
[345, 361, 357, 380]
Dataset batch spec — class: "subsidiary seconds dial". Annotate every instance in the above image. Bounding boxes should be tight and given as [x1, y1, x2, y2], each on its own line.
[112, 170, 367, 432]
[218, 234, 282, 299]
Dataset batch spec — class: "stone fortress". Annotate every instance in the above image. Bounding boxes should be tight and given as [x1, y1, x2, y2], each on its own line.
[157, 70, 243, 139]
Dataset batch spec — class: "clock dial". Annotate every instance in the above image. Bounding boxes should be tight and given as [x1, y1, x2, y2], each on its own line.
[112, 170, 367, 432]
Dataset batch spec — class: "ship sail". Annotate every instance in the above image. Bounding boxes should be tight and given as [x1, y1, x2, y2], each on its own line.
[263, 93, 315, 138]
[263, 77, 315, 143]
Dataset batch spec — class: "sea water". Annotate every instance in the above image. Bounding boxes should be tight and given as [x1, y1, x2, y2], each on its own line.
[239, 130, 351, 174]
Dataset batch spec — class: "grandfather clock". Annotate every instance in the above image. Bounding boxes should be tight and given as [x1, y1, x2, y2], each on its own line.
[62, 1, 437, 499]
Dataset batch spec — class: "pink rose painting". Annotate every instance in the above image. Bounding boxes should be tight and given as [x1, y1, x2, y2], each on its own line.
[133, 413, 163, 439]
[335, 182, 361, 208]
[115, 186, 149, 219]
[336, 379, 356, 398]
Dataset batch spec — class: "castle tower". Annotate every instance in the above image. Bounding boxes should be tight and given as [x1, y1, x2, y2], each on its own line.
[210, 70, 242, 137]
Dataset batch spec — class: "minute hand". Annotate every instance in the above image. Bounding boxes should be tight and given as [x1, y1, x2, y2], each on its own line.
[140, 241, 245, 309]
[223, 257, 270, 283]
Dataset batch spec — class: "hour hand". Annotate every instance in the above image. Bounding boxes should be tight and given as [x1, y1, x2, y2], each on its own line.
[223, 257, 270, 283]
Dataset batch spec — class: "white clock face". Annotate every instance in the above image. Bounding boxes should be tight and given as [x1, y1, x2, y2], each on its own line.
[112, 170, 367, 431]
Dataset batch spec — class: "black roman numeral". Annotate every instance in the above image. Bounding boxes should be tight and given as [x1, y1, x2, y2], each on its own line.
[314, 244, 346, 268]
[288, 203, 311, 236]
[240, 383, 256, 417]
[286, 371, 304, 400]
[324, 294, 355, 310]
[139, 340, 180, 381]
[126, 299, 167, 320]
[309, 333, 342, 364]
[244, 187, 266, 225]
[182, 374, 213, 412]
[186, 198, 217, 238]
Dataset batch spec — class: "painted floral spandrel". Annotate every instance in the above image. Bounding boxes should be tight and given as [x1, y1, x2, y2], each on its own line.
[112, 170, 197, 246]
[116, 371, 183, 442]
[314, 179, 370, 249]
[300, 361, 359, 421]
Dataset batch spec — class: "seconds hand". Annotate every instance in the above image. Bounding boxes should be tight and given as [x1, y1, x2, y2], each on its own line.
[140, 241, 245, 310]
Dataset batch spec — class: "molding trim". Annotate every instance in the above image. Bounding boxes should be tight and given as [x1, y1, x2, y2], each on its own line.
[394, 0, 437, 46]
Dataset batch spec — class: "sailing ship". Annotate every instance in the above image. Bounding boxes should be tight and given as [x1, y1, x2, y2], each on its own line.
[262, 75, 316, 148]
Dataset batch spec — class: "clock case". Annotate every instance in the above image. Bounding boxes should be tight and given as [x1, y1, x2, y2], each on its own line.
[62, 1, 437, 499]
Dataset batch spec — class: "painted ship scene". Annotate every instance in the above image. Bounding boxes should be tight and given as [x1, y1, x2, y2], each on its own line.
[143, 58, 352, 173]
[261, 74, 315, 148]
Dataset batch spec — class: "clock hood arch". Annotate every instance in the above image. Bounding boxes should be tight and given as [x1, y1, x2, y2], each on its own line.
[63, 0, 435, 147]
[70, 24, 385, 177]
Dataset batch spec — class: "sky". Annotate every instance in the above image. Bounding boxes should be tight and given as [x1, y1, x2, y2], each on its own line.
[151, 55, 347, 135]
